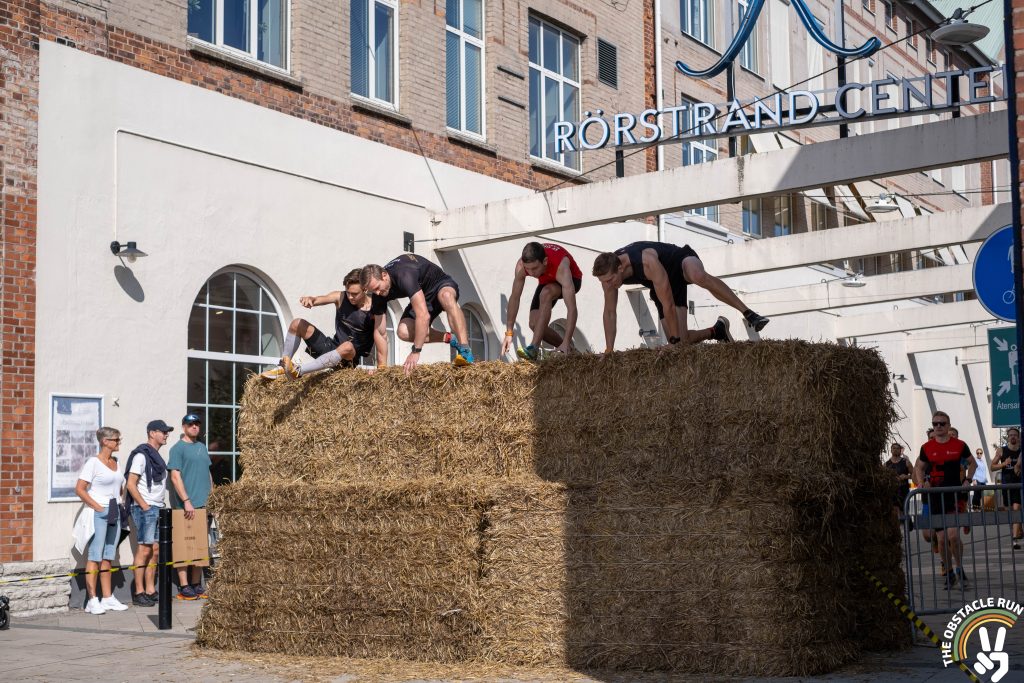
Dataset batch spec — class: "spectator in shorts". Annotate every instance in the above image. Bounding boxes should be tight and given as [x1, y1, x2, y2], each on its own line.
[992, 427, 1022, 549]
[75, 426, 129, 614]
[168, 413, 213, 599]
[914, 411, 974, 589]
[124, 419, 172, 606]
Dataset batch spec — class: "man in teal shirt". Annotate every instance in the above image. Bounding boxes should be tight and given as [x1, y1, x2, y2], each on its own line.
[168, 413, 213, 600]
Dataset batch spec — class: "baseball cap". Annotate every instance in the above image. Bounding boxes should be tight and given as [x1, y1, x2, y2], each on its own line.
[147, 419, 174, 433]
[182, 413, 202, 425]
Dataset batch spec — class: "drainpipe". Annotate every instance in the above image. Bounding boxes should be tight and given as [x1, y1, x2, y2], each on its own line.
[655, 0, 665, 242]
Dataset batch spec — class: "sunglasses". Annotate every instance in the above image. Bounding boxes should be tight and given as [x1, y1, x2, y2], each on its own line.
[104, 437, 122, 443]
[932, 421, 948, 427]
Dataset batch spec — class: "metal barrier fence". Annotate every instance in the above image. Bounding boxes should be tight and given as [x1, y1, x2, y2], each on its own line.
[902, 483, 1024, 635]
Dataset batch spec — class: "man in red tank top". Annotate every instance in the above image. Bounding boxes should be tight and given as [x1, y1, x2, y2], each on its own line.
[913, 410, 975, 589]
[502, 242, 582, 360]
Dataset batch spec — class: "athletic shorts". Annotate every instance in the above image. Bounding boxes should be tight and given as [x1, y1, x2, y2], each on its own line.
[1002, 483, 1022, 507]
[530, 277, 582, 311]
[927, 491, 962, 529]
[305, 327, 372, 364]
[401, 277, 460, 324]
[650, 244, 699, 321]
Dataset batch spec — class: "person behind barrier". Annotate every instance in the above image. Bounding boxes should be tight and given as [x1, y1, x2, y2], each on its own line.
[262, 269, 376, 379]
[992, 427, 1022, 550]
[75, 426, 130, 615]
[970, 448, 989, 512]
[124, 419, 172, 607]
[168, 413, 213, 600]
[501, 242, 582, 361]
[361, 254, 475, 374]
[914, 411, 975, 590]
[884, 443, 911, 518]
[592, 242, 769, 353]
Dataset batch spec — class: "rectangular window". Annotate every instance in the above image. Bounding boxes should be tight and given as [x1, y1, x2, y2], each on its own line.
[681, 97, 719, 223]
[862, 0, 875, 13]
[882, 1, 895, 30]
[742, 199, 761, 237]
[738, 0, 757, 72]
[187, 0, 289, 69]
[806, 15, 825, 93]
[925, 36, 936, 64]
[773, 195, 793, 236]
[951, 164, 967, 196]
[446, 0, 484, 136]
[907, 19, 918, 49]
[769, 0, 790, 88]
[351, 0, 398, 106]
[681, 0, 713, 47]
[529, 16, 581, 170]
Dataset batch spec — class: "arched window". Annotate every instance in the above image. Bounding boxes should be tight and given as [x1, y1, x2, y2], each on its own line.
[450, 305, 488, 361]
[187, 271, 284, 485]
[548, 319, 590, 352]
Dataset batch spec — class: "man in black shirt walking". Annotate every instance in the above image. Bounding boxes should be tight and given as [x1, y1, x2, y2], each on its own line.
[361, 254, 474, 374]
[592, 241, 768, 352]
[884, 442, 912, 518]
[263, 269, 376, 378]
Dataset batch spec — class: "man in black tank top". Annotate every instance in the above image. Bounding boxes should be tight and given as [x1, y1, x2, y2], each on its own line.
[591, 241, 769, 352]
[262, 269, 376, 379]
[360, 254, 475, 374]
[993, 427, 1023, 548]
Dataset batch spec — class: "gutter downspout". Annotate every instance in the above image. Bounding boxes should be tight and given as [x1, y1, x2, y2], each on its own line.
[655, 0, 665, 242]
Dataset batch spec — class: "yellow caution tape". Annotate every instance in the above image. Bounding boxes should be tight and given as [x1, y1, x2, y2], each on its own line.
[857, 563, 980, 683]
[0, 558, 211, 586]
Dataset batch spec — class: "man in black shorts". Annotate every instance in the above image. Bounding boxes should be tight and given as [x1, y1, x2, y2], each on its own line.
[591, 241, 769, 352]
[914, 410, 975, 588]
[361, 254, 474, 374]
[992, 427, 1022, 549]
[501, 242, 582, 360]
[262, 269, 376, 379]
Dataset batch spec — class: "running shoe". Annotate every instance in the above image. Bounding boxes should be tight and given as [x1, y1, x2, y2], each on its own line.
[146, 592, 158, 602]
[85, 597, 106, 615]
[281, 355, 299, 379]
[176, 585, 198, 601]
[944, 571, 957, 590]
[442, 332, 453, 344]
[191, 584, 208, 599]
[99, 596, 129, 611]
[453, 344, 475, 366]
[516, 345, 540, 361]
[1014, 541, 1021, 551]
[260, 365, 285, 379]
[132, 593, 154, 607]
[711, 317, 733, 342]
[954, 567, 968, 586]
[744, 310, 770, 332]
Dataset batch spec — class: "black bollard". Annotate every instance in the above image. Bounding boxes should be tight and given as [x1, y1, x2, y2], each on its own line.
[157, 508, 172, 630]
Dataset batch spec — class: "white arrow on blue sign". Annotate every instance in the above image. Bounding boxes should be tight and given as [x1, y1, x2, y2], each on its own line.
[973, 225, 1017, 322]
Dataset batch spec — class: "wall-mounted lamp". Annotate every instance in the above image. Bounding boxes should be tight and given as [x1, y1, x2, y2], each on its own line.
[867, 193, 899, 214]
[890, 373, 907, 383]
[841, 272, 867, 288]
[931, 8, 989, 46]
[110, 241, 147, 263]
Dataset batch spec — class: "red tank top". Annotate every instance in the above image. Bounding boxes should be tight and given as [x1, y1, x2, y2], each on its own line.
[537, 243, 582, 285]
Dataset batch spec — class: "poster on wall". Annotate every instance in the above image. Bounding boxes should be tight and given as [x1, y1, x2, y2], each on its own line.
[49, 394, 104, 501]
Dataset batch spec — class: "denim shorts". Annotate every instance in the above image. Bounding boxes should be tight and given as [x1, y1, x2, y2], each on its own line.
[130, 505, 161, 545]
[88, 508, 119, 562]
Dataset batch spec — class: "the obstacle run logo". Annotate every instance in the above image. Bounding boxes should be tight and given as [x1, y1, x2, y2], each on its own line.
[940, 598, 1023, 681]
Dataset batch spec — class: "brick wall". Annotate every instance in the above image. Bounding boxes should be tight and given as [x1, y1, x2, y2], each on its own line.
[0, 0, 40, 564]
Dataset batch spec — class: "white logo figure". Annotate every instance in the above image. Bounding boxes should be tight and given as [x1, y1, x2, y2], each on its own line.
[1003, 244, 1016, 305]
[972, 626, 1009, 682]
[994, 337, 1019, 397]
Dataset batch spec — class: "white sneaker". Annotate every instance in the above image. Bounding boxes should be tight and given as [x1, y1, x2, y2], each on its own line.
[85, 597, 106, 615]
[99, 596, 129, 611]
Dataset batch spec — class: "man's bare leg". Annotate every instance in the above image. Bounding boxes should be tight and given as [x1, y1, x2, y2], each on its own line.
[530, 284, 563, 348]
[437, 287, 469, 346]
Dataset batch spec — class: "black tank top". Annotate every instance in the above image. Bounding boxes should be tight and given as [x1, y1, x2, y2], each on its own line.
[1002, 446, 1022, 484]
[614, 242, 688, 290]
[336, 297, 374, 349]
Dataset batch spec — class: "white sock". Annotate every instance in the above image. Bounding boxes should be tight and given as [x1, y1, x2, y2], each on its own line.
[297, 350, 342, 376]
[283, 333, 301, 358]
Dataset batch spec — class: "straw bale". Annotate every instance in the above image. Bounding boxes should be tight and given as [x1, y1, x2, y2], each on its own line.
[238, 342, 894, 496]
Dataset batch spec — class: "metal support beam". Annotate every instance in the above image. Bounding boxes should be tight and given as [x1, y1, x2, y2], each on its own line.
[431, 111, 1007, 251]
[836, 300, 994, 339]
[746, 264, 974, 317]
[702, 204, 1008, 277]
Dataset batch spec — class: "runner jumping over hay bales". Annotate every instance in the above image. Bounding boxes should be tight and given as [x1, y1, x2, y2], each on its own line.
[913, 410, 975, 590]
[262, 269, 376, 379]
[361, 254, 475, 374]
[501, 242, 582, 361]
[592, 241, 769, 351]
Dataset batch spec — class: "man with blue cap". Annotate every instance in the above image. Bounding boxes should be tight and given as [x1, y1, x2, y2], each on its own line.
[168, 412, 213, 600]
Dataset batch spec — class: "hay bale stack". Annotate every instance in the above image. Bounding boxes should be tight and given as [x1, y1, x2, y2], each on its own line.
[197, 341, 908, 675]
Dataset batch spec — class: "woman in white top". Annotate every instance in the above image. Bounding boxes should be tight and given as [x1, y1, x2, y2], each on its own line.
[75, 426, 129, 614]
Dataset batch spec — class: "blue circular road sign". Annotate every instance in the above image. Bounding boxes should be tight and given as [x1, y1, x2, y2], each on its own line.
[974, 225, 1017, 322]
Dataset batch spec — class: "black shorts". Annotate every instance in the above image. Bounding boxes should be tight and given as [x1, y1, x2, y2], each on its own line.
[927, 491, 962, 527]
[305, 327, 372, 364]
[650, 244, 699, 320]
[530, 277, 582, 311]
[1002, 482, 1022, 507]
[401, 277, 460, 324]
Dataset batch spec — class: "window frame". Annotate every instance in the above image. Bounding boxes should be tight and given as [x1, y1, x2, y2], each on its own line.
[882, 1, 895, 31]
[681, 0, 714, 47]
[446, 0, 486, 139]
[449, 304, 489, 361]
[351, 0, 400, 107]
[680, 97, 719, 223]
[528, 15, 582, 171]
[187, 269, 286, 484]
[738, 0, 757, 73]
[187, 0, 291, 72]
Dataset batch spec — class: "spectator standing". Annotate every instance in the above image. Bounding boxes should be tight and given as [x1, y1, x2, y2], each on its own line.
[883, 443, 911, 518]
[168, 413, 213, 599]
[75, 427, 129, 614]
[970, 448, 989, 511]
[124, 420, 172, 606]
